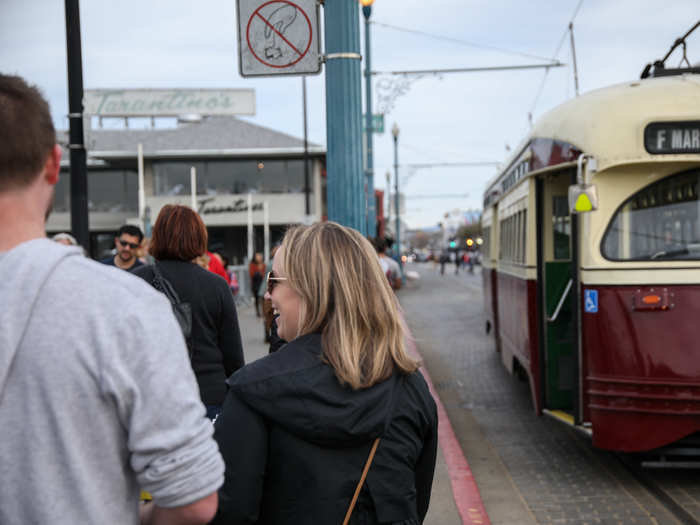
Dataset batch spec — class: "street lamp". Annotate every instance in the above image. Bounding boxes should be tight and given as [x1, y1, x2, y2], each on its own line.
[392, 122, 404, 281]
[361, 0, 376, 236]
[385, 170, 391, 236]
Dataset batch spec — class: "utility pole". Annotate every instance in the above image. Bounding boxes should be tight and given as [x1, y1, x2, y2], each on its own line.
[302, 76, 310, 216]
[64, 0, 89, 251]
[324, 0, 366, 234]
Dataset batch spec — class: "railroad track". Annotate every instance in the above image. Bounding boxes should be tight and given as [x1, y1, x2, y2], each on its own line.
[615, 446, 700, 525]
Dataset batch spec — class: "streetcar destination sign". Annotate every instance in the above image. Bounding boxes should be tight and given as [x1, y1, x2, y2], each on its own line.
[645, 121, 700, 154]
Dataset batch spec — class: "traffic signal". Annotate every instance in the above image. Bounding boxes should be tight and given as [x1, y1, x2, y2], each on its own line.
[449, 239, 457, 249]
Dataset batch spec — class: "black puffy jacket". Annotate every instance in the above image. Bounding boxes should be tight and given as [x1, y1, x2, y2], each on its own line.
[211, 333, 438, 525]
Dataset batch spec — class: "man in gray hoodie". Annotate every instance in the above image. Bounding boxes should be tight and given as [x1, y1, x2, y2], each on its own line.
[0, 75, 224, 524]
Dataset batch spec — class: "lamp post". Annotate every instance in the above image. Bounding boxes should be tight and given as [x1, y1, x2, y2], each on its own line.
[361, 0, 376, 237]
[386, 170, 391, 236]
[392, 122, 403, 281]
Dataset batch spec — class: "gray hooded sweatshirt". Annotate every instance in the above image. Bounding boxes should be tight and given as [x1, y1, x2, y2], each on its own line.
[0, 239, 224, 524]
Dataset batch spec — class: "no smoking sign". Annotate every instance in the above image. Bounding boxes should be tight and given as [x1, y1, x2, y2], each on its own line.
[237, 0, 321, 77]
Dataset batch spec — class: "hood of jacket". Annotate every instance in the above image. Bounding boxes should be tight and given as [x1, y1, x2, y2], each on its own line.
[227, 333, 401, 447]
[0, 238, 83, 394]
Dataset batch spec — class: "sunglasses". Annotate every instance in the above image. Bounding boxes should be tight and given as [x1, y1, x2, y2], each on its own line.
[266, 271, 287, 293]
[117, 238, 140, 250]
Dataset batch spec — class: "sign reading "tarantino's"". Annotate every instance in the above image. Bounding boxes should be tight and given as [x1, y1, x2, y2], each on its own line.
[84, 89, 256, 117]
[645, 121, 700, 154]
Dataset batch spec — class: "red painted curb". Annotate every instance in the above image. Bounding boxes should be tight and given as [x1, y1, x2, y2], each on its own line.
[405, 333, 491, 525]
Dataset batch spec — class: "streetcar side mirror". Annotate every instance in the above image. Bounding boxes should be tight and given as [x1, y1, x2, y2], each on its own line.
[569, 155, 598, 213]
[568, 184, 599, 213]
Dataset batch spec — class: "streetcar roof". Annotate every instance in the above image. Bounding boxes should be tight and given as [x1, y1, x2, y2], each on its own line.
[534, 74, 700, 164]
[484, 74, 700, 205]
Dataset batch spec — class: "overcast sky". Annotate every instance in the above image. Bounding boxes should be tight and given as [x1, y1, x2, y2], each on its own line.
[2, 1, 698, 228]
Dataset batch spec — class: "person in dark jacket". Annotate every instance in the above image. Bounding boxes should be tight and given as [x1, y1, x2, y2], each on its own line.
[211, 221, 438, 525]
[133, 205, 245, 420]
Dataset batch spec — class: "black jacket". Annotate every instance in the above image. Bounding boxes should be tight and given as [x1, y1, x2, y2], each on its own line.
[211, 333, 438, 525]
[133, 260, 244, 405]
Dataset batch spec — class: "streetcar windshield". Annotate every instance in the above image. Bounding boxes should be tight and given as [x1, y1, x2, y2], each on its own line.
[602, 169, 700, 261]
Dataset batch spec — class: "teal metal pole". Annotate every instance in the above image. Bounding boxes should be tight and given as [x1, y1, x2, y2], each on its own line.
[362, 4, 376, 237]
[324, 0, 366, 234]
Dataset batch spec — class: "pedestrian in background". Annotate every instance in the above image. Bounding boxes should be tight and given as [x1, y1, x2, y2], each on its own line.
[439, 251, 448, 275]
[100, 224, 144, 272]
[212, 221, 437, 524]
[249, 252, 265, 317]
[373, 236, 401, 291]
[208, 250, 230, 285]
[221, 255, 240, 296]
[52, 232, 86, 256]
[52, 231, 77, 246]
[133, 205, 245, 420]
[0, 73, 222, 525]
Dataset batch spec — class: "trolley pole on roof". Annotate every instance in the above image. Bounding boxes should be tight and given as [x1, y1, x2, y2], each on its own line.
[569, 23, 580, 96]
[64, 0, 89, 251]
[324, 0, 366, 234]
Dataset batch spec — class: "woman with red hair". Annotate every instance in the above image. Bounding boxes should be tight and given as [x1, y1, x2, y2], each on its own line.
[134, 205, 244, 420]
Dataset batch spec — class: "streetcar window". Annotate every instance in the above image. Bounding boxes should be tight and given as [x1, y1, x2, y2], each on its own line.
[521, 210, 527, 263]
[497, 212, 527, 264]
[500, 216, 512, 262]
[482, 227, 490, 260]
[602, 169, 700, 261]
[553, 196, 571, 260]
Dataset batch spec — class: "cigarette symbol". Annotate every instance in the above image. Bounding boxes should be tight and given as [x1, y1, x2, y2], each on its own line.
[263, 5, 297, 59]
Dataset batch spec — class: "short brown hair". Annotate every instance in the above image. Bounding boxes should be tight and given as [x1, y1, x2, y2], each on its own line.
[149, 205, 208, 261]
[0, 74, 56, 191]
[280, 222, 418, 389]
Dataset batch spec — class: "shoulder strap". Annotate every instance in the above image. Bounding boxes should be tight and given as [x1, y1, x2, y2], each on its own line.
[342, 437, 381, 525]
[151, 263, 182, 305]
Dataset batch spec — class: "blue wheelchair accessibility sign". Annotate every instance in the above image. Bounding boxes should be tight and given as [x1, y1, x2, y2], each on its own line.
[584, 289, 598, 313]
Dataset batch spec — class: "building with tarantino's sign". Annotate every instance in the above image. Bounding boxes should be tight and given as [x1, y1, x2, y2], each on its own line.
[50, 115, 325, 263]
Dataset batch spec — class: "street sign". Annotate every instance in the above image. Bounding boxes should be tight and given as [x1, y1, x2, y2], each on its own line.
[84, 89, 255, 117]
[237, 0, 321, 77]
[363, 113, 385, 134]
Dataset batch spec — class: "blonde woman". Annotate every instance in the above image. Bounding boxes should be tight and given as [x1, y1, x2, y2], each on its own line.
[212, 222, 437, 525]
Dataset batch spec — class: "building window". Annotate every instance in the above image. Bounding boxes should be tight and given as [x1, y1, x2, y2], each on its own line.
[153, 159, 307, 196]
[56, 169, 138, 213]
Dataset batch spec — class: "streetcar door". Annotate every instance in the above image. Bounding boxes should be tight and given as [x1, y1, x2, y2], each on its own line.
[538, 170, 576, 410]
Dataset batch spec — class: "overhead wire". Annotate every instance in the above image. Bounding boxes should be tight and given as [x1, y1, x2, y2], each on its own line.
[371, 20, 555, 63]
[401, 141, 499, 165]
